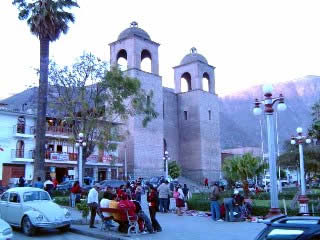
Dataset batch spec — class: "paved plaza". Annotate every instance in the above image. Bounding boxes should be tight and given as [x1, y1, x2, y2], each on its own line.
[69, 195, 265, 240]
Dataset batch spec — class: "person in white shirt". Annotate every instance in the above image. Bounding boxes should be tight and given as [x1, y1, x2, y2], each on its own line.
[87, 183, 100, 228]
[100, 192, 114, 228]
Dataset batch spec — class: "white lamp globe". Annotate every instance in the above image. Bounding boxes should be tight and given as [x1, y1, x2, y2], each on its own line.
[78, 132, 84, 138]
[75, 142, 80, 148]
[164, 151, 168, 155]
[277, 103, 287, 112]
[82, 142, 87, 147]
[306, 138, 312, 144]
[290, 139, 296, 145]
[296, 127, 303, 134]
[262, 84, 273, 94]
[253, 107, 262, 116]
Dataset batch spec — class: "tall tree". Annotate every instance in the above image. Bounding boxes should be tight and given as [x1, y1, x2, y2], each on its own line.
[12, 0, 79, 181]
[48, 53, 158, 183]
[222, 153, 266, 197]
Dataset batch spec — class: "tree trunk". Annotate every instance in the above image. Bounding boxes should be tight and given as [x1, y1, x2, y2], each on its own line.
[33, 37, 50, 183]
[242, 180, 249, 198]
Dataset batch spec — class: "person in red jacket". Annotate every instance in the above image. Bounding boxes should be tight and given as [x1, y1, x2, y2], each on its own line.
[70, 181, 81, 208]
[147, 187, 162, 232]
[117, 193, 136, 233]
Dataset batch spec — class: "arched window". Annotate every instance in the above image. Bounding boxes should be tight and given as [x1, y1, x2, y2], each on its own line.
[141, 49, 152, 72]
[116, 49, 128, 71]
[181, 72, 192, 92]
[202, 72, 210, 92]
[16, 140, 24, 158]
[17, 116, 25, 134]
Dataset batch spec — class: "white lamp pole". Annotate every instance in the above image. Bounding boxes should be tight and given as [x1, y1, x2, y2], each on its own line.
[290, 127, 311, 214]
[253, 84, 287, 217]
[76, 132, 86, 187]
[124, 145, 127, 180]
[163, 151, 169, 179]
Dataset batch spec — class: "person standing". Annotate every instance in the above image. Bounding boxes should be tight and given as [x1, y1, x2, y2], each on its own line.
[224, 197, 235, 222]
[204, 178, 209, 188]
[70, 181, 81, 208]
[157, 180, 169, 213]
[18, 176, 25, 187]
[210, 182, 221, 221]
[87, 183, 100, 228]
[182, 184, 189, 201]
[135, 182, 143, 203]
[147, 187, 162, 232]
[174, 186, 185, 216]
[33, 177, 44, 189]
[44, 177, 54, 196]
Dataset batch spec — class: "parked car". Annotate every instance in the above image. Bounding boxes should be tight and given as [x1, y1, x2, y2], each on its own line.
[99, 180, 126, 189]
[0, 187, 71, 236]
[255, 215, 320, 240]
[146, 176, 163, 189]
[56, 180, 76, 193]
[0, 219, 12, 240]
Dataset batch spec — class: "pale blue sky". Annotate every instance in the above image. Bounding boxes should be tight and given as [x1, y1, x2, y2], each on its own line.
[1, 0, 320, 99]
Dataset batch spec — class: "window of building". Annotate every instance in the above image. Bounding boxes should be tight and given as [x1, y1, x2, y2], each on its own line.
[209, 110, 211, 120]
[184, 111, 188, 120]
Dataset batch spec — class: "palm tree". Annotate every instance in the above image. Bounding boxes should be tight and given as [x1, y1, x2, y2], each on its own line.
[12, 0, 79, 181]
[223, 153, 267, 197]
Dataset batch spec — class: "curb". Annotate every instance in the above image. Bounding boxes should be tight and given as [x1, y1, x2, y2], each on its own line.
[70, 226, 134, 240]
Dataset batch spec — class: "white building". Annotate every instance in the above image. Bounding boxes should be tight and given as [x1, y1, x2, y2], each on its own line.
[0, 105, 123, 186]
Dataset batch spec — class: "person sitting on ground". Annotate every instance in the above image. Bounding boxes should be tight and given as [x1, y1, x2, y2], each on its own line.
[233, 190, 245, 221]
[117, 193, 136, 233]
[100, 192, 114, 228]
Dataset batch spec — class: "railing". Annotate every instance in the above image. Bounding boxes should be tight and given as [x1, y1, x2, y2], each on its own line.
[46, 126, 73, 136]
[13, 125, 35, 135]
[45, 151, 78, 161]
[11, 149, 34, 159]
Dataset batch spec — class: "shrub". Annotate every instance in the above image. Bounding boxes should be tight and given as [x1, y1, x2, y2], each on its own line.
[53, 196, 70, 206]
[76, 200, 89, 219]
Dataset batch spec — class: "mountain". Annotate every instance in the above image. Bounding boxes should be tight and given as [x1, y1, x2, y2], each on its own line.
[220, 75, 320, 150]
[2, 76, 320, 151]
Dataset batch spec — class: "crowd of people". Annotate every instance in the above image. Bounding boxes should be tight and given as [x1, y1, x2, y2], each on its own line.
[85, 178, 191, 234]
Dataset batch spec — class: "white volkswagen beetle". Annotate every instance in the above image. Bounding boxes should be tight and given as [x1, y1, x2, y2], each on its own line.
[0, 187, 71, 236]
[0, 219, 12, 240]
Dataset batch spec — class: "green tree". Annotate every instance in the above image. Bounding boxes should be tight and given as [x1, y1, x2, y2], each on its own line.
[222, 153, 266, 197]
[309, 100, 320, 140]
[48, 53, 158, 182]
[12, 0, 79, 181]
[168, 161, 181, 179]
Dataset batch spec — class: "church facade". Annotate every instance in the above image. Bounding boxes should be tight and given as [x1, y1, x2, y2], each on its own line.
[111, 22, 221, 182]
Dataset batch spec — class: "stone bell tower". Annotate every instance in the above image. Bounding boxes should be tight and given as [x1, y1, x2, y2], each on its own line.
[109, 22, 164, 178]
[173, 47, 221, 182]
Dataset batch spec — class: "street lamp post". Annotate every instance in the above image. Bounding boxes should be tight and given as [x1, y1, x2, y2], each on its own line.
[290, 127, 312, 214]
[253, 84, 287, 216]
[124, 145, 127, 181]
[75, 132, 86, 187]
[163, 151, 170, 179]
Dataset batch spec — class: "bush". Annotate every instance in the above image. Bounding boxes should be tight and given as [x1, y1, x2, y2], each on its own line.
[52, 190, 70, 197]
[76, 200, 89, 219]
[53, 196, 70, 206]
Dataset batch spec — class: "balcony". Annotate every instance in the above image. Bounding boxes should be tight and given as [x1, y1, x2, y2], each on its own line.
[13, 125, 35, 138]
[11, 149, 34, 162]
[45, 126, 73, 139]
[45, 151, 78, 163]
